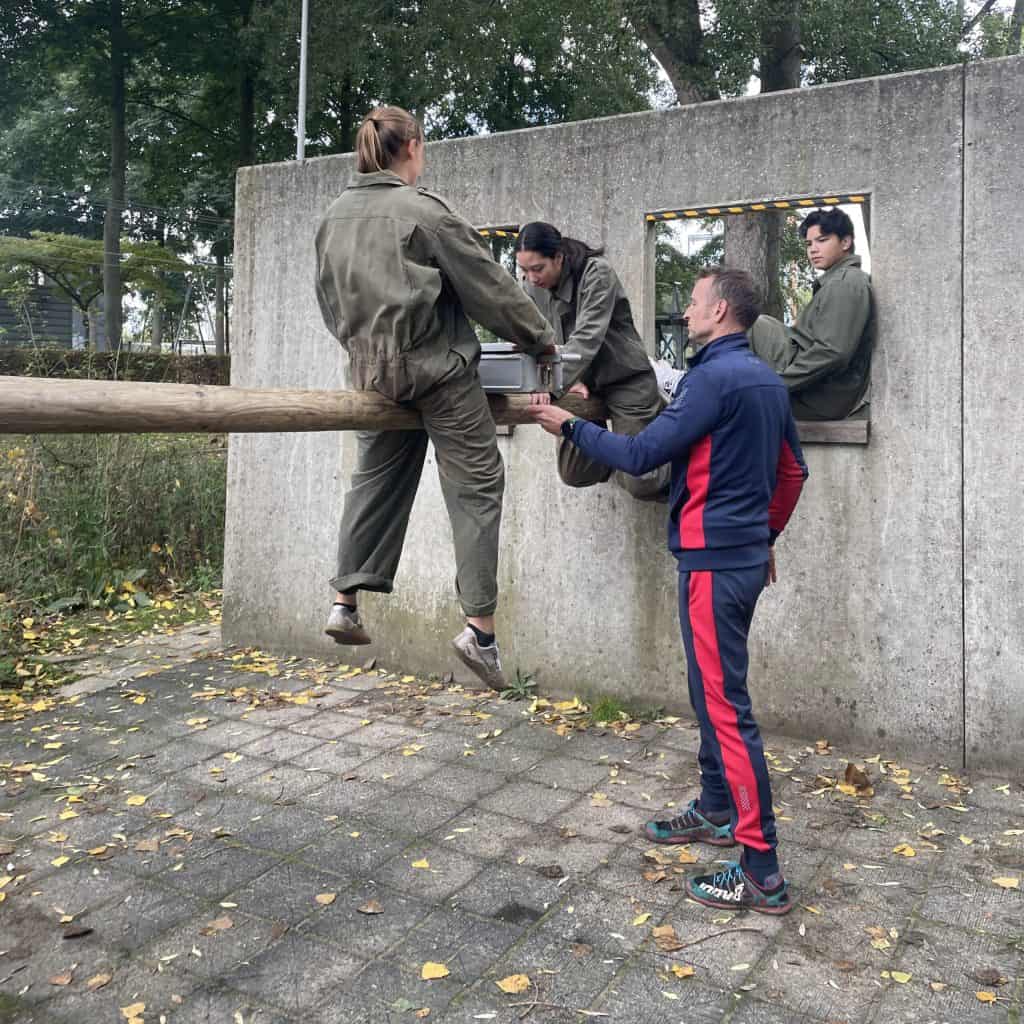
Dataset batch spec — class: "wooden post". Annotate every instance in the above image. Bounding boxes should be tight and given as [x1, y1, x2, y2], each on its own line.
[0, 377, 607, 435]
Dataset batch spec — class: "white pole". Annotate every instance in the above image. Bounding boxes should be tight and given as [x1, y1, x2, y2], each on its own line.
[296, 0, 309, 160]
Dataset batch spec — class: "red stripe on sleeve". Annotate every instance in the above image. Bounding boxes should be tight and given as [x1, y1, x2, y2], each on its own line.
[679, 435, 712, 549]
[768, 439, 804, 535]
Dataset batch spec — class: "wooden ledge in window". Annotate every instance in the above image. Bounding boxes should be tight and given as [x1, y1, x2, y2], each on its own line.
[796, 419, 870, 445]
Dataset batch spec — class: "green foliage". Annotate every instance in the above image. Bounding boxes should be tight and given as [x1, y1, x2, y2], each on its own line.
[500, 668, 538, 701]
[0, 434, 227, 614]
[590, 695, 628, 723]
[0, 347, 229, 384]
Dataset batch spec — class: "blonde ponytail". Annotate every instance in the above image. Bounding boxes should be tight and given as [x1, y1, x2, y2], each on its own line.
[355, 106, 423, 173]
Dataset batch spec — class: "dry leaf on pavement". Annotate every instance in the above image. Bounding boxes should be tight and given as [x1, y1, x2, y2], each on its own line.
[495, 974, 530, 994]
[421, 962, 449, 980]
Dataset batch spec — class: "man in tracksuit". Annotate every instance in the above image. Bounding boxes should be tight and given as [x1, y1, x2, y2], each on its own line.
[531, 266, 807, 914]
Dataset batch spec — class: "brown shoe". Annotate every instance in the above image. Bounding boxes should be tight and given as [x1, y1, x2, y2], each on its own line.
[325, 603, 372, 645]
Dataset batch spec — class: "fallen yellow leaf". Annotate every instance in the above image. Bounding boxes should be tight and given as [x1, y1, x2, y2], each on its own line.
[892, 843, 916, 858]
[993, 876, 1020, 890]
[421, 962, 449, 980]
[315, 893, 337, 905]
[891, 971, 912, 984]
[50, 856, 69, 868]
[632, 912, 651, 926]
[86, 973, 112, 991]
[125, 794, 147, 807]
[670, 964, 695, 978]
[411, 859, 430, 869]
[676, 846, 698, 865]
[120, 1003, 146, 1019]
[977, 991, 997, 1003]
[495, 973, 530, 994]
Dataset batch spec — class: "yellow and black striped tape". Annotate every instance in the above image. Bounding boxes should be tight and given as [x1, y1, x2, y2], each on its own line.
[646, 194, 867, 222]
[477, 226, 519, 238]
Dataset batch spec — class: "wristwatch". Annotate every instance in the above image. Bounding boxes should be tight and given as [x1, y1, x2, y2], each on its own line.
[560, 416, 580, 440]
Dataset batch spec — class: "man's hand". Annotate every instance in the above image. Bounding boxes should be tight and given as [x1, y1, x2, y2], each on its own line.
[530, 390, 552, 406]
[529, 404, 574, 436]
[567, 381, 590, 399]
[766, 547, 777, 586]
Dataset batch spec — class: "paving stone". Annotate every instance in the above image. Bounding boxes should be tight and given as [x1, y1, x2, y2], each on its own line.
[448, 859, 567, 924]
[508, 830, 619, 879]
[155, 984, 297, 1024]
[392, 907, 522, 979]
[374, 841, 486, 902]
[299, 777, 393, 819]
[221, 933, 364, 1012]
[745, 937, 884, 1023]
[142, 910, 285, 980]
[80, 881, 212, 952]
[292, 822, 410, 878]
[482, 926, 624, 1009]
[592, 965, 731, 1023]
[173, 751, 278, 791]
[235, 730, 326, 764]
[917, 880, 1024, 936]
[868, 974, 1019, 1024]
[413, 762, 507, 801]
[239, 701, 321, 728]
[355, 789, 465, 835]
[282, 711, 369, 740]
[179, 794, 335, 854]
[728, 996, 830, 1024]
[153, 839, 283, 899]
[287, 739, 379, 776]
[888, 922, 1022, 989]
[531, 887, 655, 956]
[232, 763, 333, 803]
[225, 859, 357, 925]
[190, 718, 277, 752]
[423, 807, 537, 861]
[343, 720, 428, 750]
[43, 954, 199, 1023]
[297, 879, 434, 955]
[547, 793, 651, 839]
[355, 751, 450, 790]
[520, 755, 614, 793]
[476, 781, 581, 826]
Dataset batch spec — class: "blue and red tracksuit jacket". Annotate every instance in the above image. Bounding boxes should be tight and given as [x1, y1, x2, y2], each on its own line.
[565, 332, 808, 570]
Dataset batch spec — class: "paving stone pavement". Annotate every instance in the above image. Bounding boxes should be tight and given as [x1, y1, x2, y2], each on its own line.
[1, 632, 1022, 1024]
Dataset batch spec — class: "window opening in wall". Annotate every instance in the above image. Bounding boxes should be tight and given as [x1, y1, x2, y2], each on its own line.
[650, 194, 871, 365]
[648, 194, 873, 436]
[474, 226, 520, 346]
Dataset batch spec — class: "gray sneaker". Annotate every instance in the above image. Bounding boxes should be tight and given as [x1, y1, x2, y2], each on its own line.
[451, 626, 506, 689]
[325, 603, 372, 645]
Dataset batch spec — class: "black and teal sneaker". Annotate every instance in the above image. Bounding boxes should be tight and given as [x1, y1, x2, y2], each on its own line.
[684, 861, 792, 915]
[643, 799, 736, 846]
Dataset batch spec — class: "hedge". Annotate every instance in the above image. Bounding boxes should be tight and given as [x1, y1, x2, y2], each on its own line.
[0, 347, 230, 385]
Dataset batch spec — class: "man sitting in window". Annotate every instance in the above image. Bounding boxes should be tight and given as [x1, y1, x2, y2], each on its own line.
[750, 208, 875, 421]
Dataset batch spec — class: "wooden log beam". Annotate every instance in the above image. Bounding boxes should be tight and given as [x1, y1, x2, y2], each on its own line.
[0, 376, 607, 434]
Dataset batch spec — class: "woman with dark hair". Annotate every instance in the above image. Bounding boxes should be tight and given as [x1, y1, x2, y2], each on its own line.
[315, 106, 556, 687]
[515, 222, 667, 500]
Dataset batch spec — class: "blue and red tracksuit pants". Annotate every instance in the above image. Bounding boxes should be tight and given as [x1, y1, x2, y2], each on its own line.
[678, 565, 778, 879]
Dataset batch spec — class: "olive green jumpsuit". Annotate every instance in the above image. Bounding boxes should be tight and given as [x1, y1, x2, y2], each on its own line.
[315, 171, 555, 617]
[525, 257, 667, 500]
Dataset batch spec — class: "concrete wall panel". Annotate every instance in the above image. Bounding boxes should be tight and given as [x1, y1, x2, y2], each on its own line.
[964, 57, 1024, 772]
[223, 60, 996, 766]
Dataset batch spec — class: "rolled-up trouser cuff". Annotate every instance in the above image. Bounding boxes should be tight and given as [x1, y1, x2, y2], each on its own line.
[329, 572, 394, 595]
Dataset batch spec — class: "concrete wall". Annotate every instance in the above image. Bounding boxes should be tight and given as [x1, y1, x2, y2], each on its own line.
[224, 57, 1024, 772]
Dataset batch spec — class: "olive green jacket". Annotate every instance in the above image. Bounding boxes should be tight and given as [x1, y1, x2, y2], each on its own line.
[750, 253, 875, 421]
[524, 257, 655, 403]
[315, 171, 554, 401]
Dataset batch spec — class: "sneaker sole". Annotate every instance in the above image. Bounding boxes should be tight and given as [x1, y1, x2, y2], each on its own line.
[324, 627, 372, 646]
[684, 877, 792, 916]
[450, 641, 504, 689]
[641, 824, 737, 847]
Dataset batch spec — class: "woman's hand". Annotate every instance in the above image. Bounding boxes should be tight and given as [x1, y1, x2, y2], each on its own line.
[567, 381, 590, 399]
[530, 391, 552, 406]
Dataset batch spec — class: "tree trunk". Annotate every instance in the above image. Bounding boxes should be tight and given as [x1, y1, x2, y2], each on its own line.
[1011, 0, 1024, 53]
[150, 297, 163, 351]
[102, 0, 126, 352]
[725, 215, 785, 321]
[239, 0, 256, 167]
[214, 248, 226, 357]
[621, 0, 717, 105]
[722, 1, 800, 321]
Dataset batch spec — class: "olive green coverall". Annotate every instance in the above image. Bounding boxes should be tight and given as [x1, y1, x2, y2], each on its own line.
[524, 257, 667, 500]
[749, 253, 875, 422]
[315, 171, 555, 617]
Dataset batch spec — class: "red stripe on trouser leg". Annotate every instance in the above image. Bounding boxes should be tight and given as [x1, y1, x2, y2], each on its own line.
[687, 570, 771, 853]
